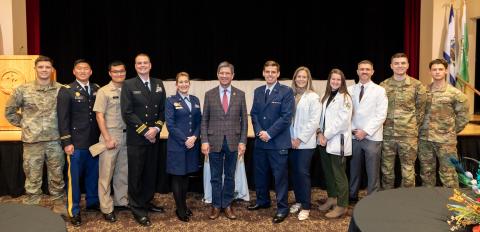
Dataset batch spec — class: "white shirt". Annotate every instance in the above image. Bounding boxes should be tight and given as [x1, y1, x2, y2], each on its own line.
[76, 80, 90, 94]
[348, 81, 388, 141]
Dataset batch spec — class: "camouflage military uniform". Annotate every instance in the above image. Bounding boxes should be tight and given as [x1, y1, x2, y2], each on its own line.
[418, 83, 469, 188]
[380, 76, 426, 189]
[4, 81, 65, 205]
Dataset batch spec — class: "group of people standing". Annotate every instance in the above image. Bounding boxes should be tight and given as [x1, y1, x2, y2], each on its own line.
[4, 52, 469, 227]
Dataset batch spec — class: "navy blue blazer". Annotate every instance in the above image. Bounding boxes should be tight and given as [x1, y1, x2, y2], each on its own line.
[165, 92, 201, 175]
[250, 82, 294, 150]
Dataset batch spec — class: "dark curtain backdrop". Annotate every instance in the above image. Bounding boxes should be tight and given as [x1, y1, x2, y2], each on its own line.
[39, 0, 404, 87]
[404, 0, 420, 78]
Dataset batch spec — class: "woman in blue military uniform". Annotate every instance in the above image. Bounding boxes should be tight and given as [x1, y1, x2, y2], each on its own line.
[165, 72, 201, 222]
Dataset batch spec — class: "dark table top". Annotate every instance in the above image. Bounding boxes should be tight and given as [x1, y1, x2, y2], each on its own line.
[0, 203, 66, 232]
[353, 187, 453, 232]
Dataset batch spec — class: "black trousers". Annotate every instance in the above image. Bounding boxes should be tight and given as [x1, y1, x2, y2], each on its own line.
[127, 143, 159, 217]
[171, 175, 189, 217]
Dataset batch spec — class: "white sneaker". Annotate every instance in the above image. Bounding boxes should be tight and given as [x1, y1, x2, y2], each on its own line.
[298, 209, 310, 221]
[289, 203, 301, 213]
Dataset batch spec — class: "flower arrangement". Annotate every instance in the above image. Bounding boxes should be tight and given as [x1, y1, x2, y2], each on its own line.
[447, 157, 480, 231]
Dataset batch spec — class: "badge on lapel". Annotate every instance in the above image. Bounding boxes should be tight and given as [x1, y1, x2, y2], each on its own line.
[155, 85, 163, 93]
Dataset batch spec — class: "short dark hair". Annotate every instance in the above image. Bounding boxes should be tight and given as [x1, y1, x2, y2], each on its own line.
[428, 59, 448, 69]
[35, 55, 53, 66]
[73, 59, 91, 68]
[108, 60, 125, 71]
[391, 53, 408, 62]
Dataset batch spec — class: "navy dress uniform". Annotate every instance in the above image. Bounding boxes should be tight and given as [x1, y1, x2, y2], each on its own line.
[166, 92, 201, 175]
[57, 81, 100, 218]
[120, 76, 166, 219]
[250, 82, 294, 216]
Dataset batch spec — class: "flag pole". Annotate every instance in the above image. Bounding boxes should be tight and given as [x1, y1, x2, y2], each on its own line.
[456, 77, 480, 96]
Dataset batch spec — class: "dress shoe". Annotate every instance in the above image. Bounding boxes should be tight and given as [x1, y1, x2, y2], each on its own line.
[272, 212, 288, 223]
[114, 205, 130, 211]
[133, 214, 151, 227]
[224, 206, 237, 220]
[186, 208, 193, 217]
[176, 210, 190, 222]
[148, 203, 165, 213]
[247, 203, 270, 211]
[209, 207, 221, 220]
[70, 214, 82, 227]
[325, 206, 347, 219]
[85, 204, 100, 212]
[103, 212, 117, 222]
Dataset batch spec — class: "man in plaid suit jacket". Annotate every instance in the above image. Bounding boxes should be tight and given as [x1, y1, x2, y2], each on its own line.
[201, 61, 248, 220]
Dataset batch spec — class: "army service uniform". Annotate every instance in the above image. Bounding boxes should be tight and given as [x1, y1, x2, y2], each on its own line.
[57, 81, 100, 217]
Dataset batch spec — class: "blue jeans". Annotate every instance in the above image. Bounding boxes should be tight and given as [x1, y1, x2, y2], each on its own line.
[289, 148, 314, 210]
[209, 138, 238, 209]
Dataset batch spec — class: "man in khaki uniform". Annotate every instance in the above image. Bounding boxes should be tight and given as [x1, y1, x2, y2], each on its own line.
[4, 56, 65, 214]
[418, 59, 469, 188]
[380, 53, 427, 189]
[93, 61, 129, 222]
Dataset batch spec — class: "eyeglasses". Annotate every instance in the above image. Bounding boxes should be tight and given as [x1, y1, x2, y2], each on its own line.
[111, 71, 126, 75]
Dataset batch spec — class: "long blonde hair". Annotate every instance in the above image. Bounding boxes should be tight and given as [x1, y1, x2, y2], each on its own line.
[291, 66, 314, 95]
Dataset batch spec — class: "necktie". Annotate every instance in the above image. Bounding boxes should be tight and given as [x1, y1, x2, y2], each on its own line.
[84, 85, 89, 95]
[144, 81, 150, 92]
[222, 89, 228, 113]
[359, 85, 364, 102]
[184, 97, 191, 111]
[265, 89, 270, 103]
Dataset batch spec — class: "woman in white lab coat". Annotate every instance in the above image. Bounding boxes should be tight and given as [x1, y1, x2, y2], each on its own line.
[288, 66, 321, 221]
[317, 68, 353, 219]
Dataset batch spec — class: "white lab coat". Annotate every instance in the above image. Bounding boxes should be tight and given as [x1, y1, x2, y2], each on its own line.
[290, 91, 321, 149]
[348, 81, 388, 141]
[319, 92, 353, 156]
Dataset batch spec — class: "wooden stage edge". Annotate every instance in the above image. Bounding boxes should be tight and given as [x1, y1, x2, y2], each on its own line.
[1, 115, 479, 141]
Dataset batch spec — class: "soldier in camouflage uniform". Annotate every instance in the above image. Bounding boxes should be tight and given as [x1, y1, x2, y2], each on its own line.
[418, 59, 469, 188]
[380, 53, 427, 189]
[4, 56, 65, 214]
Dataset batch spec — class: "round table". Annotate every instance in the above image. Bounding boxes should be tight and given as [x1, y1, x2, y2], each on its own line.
[0, 203, 66, 232]
[352, 187, 453, 232]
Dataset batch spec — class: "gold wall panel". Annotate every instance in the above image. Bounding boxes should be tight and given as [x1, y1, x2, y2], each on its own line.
[0, 55, 39, 140]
